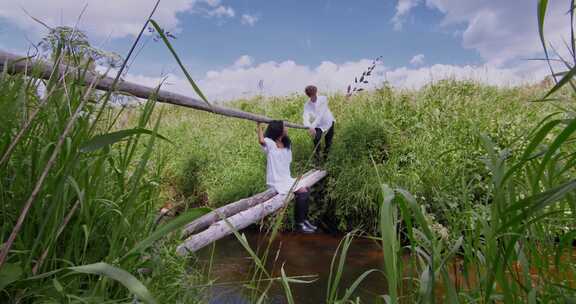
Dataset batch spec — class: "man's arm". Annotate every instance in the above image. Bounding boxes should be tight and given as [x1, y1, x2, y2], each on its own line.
[309, 97, 328, 128]
[303, 104, 318, 136]
[303, 104, 313, 127]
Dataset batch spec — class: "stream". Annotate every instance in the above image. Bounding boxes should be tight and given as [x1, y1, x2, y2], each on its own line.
[198, 228, 390, 304]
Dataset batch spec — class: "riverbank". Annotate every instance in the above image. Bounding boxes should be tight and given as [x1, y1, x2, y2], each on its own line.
[152, 80, 552, 234]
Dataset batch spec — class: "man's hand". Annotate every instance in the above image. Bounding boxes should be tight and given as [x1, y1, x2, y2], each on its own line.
[308, 128, 316, 137]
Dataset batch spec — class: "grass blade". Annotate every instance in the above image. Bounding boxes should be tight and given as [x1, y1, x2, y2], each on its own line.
[69, 262, 156, 304]
[0, 263, 22, 291]
[538, 0, 557, 84]
[80, 128, 172, 152]
[122, 207, 210, 260]
[149, 19, 211, 107]
[380, 184, 399, 304]
[280, 264, 295, 304]
[338, 269, 381, 303]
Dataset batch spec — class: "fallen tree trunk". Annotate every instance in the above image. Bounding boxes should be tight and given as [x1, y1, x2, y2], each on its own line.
[176, 170, 327, 255]
[0, 50, 306, 129]
[181, 188, 277, 239]
[180, 170, 318, 238]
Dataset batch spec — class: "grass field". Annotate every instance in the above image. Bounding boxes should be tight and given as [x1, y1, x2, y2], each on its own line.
[153, 81, 553, 235]
[3, 0, 576, 301]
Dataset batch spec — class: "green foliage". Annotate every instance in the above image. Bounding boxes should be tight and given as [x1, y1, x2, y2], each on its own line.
[3, 2, 576, 302]
[40, 26, 123, 68]
[156, 80, 550, 235]
[151, 78, 575, 302]
[0, 43, 205, 302]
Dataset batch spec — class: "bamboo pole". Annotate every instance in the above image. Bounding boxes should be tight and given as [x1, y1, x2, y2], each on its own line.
[0, 50, 307, 129]
[176, 170, 327, 255]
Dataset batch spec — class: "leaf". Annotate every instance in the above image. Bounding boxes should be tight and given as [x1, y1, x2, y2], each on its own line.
[379, 187, 399, 303]
[355, 77, 357, 83]
[327, 232, 355, 303]
[520, 119, 563, 160]
[338, 269, 381, 303]
[122, 207, 210, 260]
[52, 278, 64, 293]
[357, 88, 364, 92]
[534, 118, 576, 183]
[499, 179, 576, 233]
[542, 64, 576, 100]
[280, 264, 295, 304]
[347, 85, 351, 93]
[418, 266, 433, 301]
[69, 262, 156, 304]
[538, 0, 550, 62]
[81, 128, 172, 152]
[149, 19, 211, 107]
[0, 263, 22, 291]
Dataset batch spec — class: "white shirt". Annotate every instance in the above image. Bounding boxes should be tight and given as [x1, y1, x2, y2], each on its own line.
[261, 137, 296, 194]
[303, 95, 335, 132]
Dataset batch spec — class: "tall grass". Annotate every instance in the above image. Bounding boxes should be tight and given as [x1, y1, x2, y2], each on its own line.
[0, 28, 209, 304]
[371, 1, 576, 302]
[146, 2, 576, 303]
[3, 1, 576, 303]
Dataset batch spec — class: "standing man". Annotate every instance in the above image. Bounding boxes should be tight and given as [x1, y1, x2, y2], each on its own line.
[303, 85, 335, 163]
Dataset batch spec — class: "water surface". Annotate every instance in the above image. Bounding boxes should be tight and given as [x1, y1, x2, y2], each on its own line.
[199, 229, 389, 303]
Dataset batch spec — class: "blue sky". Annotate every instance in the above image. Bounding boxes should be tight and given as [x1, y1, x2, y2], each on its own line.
[0, 0, 569, 100]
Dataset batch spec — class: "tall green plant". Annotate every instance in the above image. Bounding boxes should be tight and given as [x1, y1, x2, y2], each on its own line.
[0, 12, 209, 303]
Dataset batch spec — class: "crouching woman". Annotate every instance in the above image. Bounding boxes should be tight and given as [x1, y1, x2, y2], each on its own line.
[257, 121, 317, 233]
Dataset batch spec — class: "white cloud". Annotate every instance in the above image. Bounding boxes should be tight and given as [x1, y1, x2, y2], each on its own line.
[207, 5, 235, 18]
[240, 14, 259, 26]
[233, 55, 254, 68]
[0, 0, 235, 38]
[392, 0, 420, 30]
[393, 0, 570, 66]
[384, 62, 544, 89]
[120, 55, 546, 102]
[410, 54, 425, 66]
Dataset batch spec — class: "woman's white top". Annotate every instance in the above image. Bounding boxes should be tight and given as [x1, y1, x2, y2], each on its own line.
[261, 137, 296, 194]
[303, 95, 335, 132]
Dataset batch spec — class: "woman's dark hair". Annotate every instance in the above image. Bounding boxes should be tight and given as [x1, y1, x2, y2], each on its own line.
[265, 120, 291, 149]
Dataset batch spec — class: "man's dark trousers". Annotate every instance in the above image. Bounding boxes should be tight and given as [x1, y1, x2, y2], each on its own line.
[313, 122, 334, 162]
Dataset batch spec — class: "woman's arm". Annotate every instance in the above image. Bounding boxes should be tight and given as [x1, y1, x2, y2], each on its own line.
[257, 122, 265, 145]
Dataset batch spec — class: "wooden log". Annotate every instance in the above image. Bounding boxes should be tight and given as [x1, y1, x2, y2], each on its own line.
[0, 50, 307, 129]
[180, 170, 318, 239]
[176, 170, 327, 256]
[181, 188, 277, 239]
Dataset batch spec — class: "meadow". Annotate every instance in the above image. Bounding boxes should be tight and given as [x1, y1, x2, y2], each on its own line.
[155, 81, 551, 236]
[2, 0, 576, 302]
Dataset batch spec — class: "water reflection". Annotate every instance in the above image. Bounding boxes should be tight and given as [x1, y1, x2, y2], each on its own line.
[199, 228, 388, 303]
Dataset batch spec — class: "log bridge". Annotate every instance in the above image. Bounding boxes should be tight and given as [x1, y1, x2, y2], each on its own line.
[0, 50, 326, 256]
[176, 169, 326, 255]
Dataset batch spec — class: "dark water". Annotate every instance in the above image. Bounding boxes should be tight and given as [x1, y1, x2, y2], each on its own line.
[198, 229, 389, 304]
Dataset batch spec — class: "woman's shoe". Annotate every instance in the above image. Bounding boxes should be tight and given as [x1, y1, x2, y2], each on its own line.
[296, 222, 316, 234]
[303, 220, 317, 230]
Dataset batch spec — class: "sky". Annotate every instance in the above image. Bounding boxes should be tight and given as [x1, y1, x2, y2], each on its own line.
[0, 0, 572, 101]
